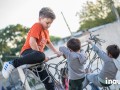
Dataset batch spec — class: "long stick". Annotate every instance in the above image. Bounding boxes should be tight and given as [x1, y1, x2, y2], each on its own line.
[61, 12, 73, 37]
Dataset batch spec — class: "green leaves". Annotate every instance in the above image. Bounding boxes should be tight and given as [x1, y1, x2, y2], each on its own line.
[0, 24, 29, 62]
[77, 0, 119, 31]
[50, 36, 61, 42]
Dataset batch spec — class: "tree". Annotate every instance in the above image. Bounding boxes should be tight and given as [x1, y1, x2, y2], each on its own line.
[77, 0, 120, 31]
[0, 24, 29, 62]
[50, 36, 61, 44]
[0, 24, 29, 70]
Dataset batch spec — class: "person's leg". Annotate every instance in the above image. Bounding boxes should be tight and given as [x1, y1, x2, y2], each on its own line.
[2, 86, 5, 90]
[69, 79, 76, 90]
[69, 78, 85, 90]
[89, 83, 100, 90]
[82, 75, 90, 89]
[83, 74, 102, 89]
[87, 74, 102, 87]
[76, 78, 85, 90]
[13, 49, 45, 68]
[33, 67, 55, 90]
[2, 49, 45, 79]
[23, 49, 54, 90]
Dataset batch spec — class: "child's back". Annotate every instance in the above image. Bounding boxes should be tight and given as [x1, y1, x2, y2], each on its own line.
[60, 47, 87, 80]
[59, 38, 87, 90]
[83, 40, 120, 89]
[92, 44, 118, 83]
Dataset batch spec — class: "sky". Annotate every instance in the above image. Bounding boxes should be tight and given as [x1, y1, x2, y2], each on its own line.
[0, 0, 95, 38]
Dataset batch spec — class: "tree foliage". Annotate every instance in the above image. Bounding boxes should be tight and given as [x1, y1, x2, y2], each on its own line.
[50, 36, 61, 43]
[0, 24, 29, 61]
[0, 24, 29, 69]
[77, 0, 120, 31]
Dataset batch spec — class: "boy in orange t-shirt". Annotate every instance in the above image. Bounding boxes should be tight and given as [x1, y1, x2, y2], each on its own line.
[2, 7, 62, 90]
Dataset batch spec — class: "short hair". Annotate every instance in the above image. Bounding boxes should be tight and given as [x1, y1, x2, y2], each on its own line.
[67, 38, 81, 52]
[106, 44, 120, 59]
[39, 7, 56, 19]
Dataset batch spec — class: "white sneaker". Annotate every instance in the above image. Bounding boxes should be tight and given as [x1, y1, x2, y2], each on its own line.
[2, 62, 15, 79]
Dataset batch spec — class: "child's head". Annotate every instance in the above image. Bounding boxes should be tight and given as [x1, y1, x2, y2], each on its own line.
[67, 38, 81, 52]
[106, 44, 120, 59]
[39, 7, 56, 30]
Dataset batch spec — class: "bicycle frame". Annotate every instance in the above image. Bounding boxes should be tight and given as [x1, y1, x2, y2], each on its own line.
[17, 55, 66, 90]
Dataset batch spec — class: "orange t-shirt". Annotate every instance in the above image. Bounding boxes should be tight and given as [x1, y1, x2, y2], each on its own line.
[20, 23, 50, 54]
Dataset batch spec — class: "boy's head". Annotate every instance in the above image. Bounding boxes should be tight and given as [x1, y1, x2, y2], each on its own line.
[39, 7, 56, 30]
[67, 38, 81, 52]
[106, 44, 120, 59]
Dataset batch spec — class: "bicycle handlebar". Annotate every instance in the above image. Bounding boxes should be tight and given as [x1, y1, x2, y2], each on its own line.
[48, 54, 58, 60]
[89, 33, 99, 40]
[89, 33, 105, 44]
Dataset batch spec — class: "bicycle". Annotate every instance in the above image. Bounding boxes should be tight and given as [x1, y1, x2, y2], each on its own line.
[17, 54, 67, 90]
[84, 33, 111, 90]
[85, 33, 105, 73]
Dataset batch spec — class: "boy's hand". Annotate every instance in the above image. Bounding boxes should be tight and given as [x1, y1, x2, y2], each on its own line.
[44, 57, 49, 62]
[63, 54, 66, 59]
[55, 51, 63, 57]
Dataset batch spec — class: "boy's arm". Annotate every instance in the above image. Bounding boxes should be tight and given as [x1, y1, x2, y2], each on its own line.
[87, 40, 108, 61]
[59, 46, 70, 58]
[29, 37, 50, 62]
[79, 50, 88, 64]
[46, 41, 62, 57]
[29, 23, 42, 51]
[92, 45, 107, 60]
[29, 37, 39, 51]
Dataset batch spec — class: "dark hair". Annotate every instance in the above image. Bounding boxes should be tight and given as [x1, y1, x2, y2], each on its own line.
[67, 38, 81, 52]
[39, 7, 56, 19]
[106, 44, 120, 59]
